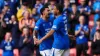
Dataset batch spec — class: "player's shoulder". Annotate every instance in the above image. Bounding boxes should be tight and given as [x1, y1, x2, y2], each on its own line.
[36, 18, 43, 24]
[54, 15, 64, 22]
[56, 15, 64, 20]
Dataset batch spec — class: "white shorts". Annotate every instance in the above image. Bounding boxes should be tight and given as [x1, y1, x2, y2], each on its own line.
[40, 49, 52, 56]
[50, 48, 70, 56]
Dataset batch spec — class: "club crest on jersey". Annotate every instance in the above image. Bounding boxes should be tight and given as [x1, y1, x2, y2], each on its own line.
[35, 26, 38, 28]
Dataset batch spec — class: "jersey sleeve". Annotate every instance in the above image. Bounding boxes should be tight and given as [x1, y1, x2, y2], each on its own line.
[52, 19, 59, 30]
[34, 20, 41, 31]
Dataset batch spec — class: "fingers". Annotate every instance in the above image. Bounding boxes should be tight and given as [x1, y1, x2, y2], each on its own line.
[34, 40, 41, 45]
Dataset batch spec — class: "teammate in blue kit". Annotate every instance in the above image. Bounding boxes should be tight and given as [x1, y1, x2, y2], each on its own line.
[33, 6, 54, 56]
[36, 4, 70, 56]
[0, 32, 15, 56]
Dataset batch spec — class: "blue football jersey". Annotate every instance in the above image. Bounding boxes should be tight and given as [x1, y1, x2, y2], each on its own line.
[1, 40, 14, 56]
[75, 24, 89, 44]
[52, 15, 70, 50]
[78, 5, 91, 13]
[34, 17, 53, 51]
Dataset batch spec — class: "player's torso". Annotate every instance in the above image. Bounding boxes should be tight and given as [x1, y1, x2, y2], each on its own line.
[38, 18, 53, 51]
[38, 19, 53, 39]
[53, 15, 69, 49]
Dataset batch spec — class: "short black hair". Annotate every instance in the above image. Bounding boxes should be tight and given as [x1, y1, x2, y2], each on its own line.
[40, 4, 48, 15]
[54, 4, 63, 14]
[96, 19, 100, 22]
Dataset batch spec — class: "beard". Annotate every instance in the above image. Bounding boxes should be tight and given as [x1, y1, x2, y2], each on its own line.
[46, 15, 49, 19]
[54, 13, 57, 16]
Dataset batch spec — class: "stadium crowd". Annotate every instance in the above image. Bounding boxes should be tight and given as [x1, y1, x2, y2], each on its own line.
[0, 0, 100, 56]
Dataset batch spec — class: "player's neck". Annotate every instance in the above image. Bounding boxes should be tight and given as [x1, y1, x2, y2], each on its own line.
[42, 15, 48, 21]
[56, 13, 61, 18]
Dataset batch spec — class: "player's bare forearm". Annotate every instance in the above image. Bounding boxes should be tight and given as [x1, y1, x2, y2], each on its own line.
[33, 30, 39, 44]
[33, 30, 38, 39]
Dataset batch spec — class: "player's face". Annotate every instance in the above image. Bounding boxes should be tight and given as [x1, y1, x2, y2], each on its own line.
[23, 28, 29, 35]
[79, 16, 85, 24]
[53, 6, 58, 15]
[44, 8, 50, 17]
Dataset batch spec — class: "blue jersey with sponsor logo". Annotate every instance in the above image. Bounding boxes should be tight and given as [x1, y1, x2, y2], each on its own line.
[34, 17, 53, 51]
[75, 24, 89, 44]
[1, 40, 15, 56]
[52, 15, 69, 50]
